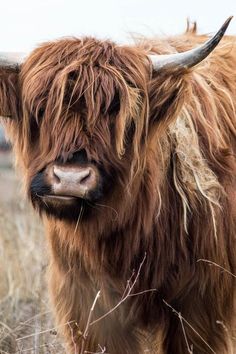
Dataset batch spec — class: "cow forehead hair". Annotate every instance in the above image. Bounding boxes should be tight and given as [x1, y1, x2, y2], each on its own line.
[21, 37, 150, 116]
[20, 37, 150, 167]
[21, 36, 150, 92]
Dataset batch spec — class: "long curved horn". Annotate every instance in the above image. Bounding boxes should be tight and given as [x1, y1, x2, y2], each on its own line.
[149, 17, 233, 71]
[0, 52, 27, 69]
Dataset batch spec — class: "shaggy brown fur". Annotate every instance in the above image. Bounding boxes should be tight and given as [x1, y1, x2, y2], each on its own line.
[1, 27, 236, 353]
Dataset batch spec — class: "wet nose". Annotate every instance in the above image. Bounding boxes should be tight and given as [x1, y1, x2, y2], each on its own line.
[53, 165, 91, 185]
[52, 165, 98, 198]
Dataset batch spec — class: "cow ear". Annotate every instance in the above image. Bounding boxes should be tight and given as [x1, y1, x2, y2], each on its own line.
[0, 67, 20, 119]
[148, 68, 188, 132]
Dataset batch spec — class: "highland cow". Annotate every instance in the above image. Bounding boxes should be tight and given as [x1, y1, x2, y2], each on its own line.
[0, 18, 235, 354]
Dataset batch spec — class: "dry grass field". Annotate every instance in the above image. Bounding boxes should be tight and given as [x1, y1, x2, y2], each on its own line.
[0, 151, 235, 354]
[0, 151, 65, 354]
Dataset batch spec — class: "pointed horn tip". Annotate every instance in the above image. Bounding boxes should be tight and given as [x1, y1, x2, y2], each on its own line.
[205, 16, 233, 54]
[221, 16, 233, 32]
[225, 15, 233, 24]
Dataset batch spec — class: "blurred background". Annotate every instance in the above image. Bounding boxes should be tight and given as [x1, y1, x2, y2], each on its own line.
[0, 0, 236, 52]
[0, 0, 235, 353]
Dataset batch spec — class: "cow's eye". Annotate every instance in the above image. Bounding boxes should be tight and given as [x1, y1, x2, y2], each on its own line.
[58, 149, 87, 164]
[68, 150, 87, 163]
[37, 107, 45, 121]
[29, 117, 40, 142]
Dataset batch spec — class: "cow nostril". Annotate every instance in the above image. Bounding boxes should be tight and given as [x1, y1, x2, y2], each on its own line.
[79, 170, 91, 185]
[53, 167, 61, 183]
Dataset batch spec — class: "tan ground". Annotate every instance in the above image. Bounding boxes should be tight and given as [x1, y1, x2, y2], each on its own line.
[0, 151, 64, 354]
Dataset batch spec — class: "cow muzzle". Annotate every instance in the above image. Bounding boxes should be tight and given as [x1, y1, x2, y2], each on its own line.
[44, 163, 100, 200]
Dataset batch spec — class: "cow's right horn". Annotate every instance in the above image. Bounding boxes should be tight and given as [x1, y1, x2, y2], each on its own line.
[0, 52, 27, 69]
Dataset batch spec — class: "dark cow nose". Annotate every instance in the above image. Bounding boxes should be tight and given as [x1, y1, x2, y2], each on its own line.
[52, 165, 98, 198]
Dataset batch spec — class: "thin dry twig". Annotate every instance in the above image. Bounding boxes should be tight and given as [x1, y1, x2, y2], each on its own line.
[78, 253, 157, 353]
[15, 341, 62, 353]
[84, 344, 107, 353]
[16, 321, 75, 342]
[163, 299, 216, 354]
[79, 291, 101, 354]
[90, 253, 157, 327]
[197, 259, 236, 279]
[68, 321, 78, 354]
[216, 320, 236, 340]
[74, 204, 84, 234]
[83, 291, 101, 339]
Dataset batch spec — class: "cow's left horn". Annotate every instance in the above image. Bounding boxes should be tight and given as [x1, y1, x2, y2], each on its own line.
[0, 52, 27, 69]
[149, 17, 233, 71]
